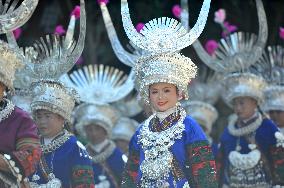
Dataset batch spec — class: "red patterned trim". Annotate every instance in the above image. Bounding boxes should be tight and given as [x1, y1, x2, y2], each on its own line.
[270, 145, 284, 185]
[121, 149, 140, 188]
[71, 165, 95, 188]
[11, 144, 41, 177]
[185, 141, 218, 188]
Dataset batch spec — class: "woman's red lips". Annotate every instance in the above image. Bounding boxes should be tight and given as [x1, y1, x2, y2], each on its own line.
[157, 102, 167, 106]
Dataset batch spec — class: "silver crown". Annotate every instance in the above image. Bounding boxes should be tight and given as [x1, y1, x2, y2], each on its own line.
[30, 80, 79, 123]
[0, 0, 39, 34]
[181, 0, 268, 73]
[121, 0, 211, 54]
[134, 53, 197, 103]
[222, 72, 267, 106]
[61, 64, 134, 105]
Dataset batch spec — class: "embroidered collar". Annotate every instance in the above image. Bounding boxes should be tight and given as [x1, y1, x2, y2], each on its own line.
[228, 113, 263, 137]
[0, 98, 15, 123]
[41, 130, 72, 154]
[87, 140, 116, 164]
[155, 105, 177, 121]
[150, 111, 180, 132]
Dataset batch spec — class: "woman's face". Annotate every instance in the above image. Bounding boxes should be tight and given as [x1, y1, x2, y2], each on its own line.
[84, 124, 108, 145]
[149, 82, 181, 112]
[34, 109, 65, 138]
[232, 97, 257, 120]
[0, 82, 6, 101]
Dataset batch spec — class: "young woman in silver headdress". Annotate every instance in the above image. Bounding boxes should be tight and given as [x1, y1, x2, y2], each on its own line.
[119, 0, 218, 187]
[217, 73, 284, 187]
[28, 81, 95, 188]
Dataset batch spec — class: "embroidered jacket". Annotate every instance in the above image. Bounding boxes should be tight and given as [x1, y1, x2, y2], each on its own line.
[0, 106, 41, 187]
[122, 115, 218, 188]
[29, 134, 95, 188]
[217, 118, 284, 186]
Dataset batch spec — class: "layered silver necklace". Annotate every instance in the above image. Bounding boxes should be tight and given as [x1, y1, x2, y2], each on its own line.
[228, 113, 263, 137]
[0, 98, 15, 123]
[228, 113, 270, 188]
[137, 108, 187, 188]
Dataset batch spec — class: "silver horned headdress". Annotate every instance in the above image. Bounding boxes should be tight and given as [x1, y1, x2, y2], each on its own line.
[180, 0, 268, 73]
[99, 1, 141, 67]
[121, 0, 211, 103]
[74, 103, 120, 138]
[0, 0, 39, 34]
[61, 64, 134, 105]
[26, 0, 86, 121]
[253, 45, 284, 112]
[14, 0, 86, 85]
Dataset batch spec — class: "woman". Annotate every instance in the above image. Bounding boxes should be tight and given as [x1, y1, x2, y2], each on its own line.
[28, 80, 94, 188]
[120, 0, 217, 186]
[74, 103, 125, 188]
[0, 40, 41, 187]
[218, 73, 284, 187]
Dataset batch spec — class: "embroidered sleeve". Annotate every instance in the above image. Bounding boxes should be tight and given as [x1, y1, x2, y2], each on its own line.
[9, 118, 41, 178]
[71, 165, 95, 188]
[121, 134, 140, 188]
[70, 140, 95, 188]
[185, 140, 218, 188]
[270, 131, 284, 185]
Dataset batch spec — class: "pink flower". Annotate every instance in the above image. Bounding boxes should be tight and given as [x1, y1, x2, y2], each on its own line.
[205, 40, 219, 56]
[71, 6, 80, 19]
[97, 0, 109, 5]
[280, 27, 284, 40]
[136, 23, 145, 33]
[222, 21, 237, 37]
[13, 28, 22, 40]
[214, 9, 226, 24]
[172, 4, 182, 18]
[54, 25, 66, 36]
[76, 56, 84, 65]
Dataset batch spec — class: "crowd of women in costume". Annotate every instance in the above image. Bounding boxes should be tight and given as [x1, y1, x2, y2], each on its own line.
[0, 0, 284, 187]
